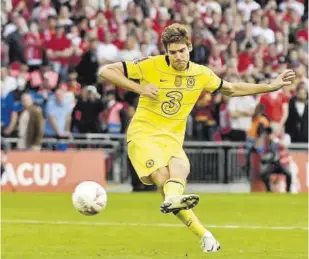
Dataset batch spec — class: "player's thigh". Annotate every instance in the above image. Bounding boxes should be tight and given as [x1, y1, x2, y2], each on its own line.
[127, 140, 169, 185]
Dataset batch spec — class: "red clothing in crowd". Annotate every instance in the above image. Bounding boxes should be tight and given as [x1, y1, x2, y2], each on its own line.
[11, 0, 30, 20]
[40, 29, 56, 45]
[265, 11, 278, 32]
[24, 32, 44, 65]
[259, 92, 288, 123]
[112, 39, 125, 50]
[46, 34, 72, 65]
[238, 51, 254, 73]
[296, 28, 308, 42]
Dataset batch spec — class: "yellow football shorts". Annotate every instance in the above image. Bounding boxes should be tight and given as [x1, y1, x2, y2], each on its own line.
[127, 135, 190, 185]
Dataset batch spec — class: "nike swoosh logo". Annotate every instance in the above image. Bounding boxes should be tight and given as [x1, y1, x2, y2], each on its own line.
[207, 244, 214, 252]
[160, 79, 168, 82]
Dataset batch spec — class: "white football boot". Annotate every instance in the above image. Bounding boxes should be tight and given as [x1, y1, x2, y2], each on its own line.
[160, 194, 199, 214]
[201, 231, 221, 253]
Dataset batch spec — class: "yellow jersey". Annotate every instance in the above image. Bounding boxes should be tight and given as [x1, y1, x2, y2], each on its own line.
[123, 55, 222, 145]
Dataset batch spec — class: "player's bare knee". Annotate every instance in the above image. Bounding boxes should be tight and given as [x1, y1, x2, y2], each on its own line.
[168, 157, 190, 179]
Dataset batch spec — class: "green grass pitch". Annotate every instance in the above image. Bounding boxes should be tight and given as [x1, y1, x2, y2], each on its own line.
[1, 192, 308, 259]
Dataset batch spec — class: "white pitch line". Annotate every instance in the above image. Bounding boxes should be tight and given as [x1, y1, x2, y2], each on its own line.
[1, 219, 308, 231]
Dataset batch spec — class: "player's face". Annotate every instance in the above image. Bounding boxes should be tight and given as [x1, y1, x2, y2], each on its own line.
[167, 43, 190, 71]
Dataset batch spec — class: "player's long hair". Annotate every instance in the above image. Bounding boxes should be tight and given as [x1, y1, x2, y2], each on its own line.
[161, 23, 192, 51]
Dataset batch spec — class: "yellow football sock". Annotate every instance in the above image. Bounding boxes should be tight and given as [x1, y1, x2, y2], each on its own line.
[163, 178, 186, 196]
[173, 209, 206, 238]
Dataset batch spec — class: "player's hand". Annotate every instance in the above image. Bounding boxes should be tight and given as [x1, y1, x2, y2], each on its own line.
[270, 69, 296, 91]
[140, 83, 158, 98]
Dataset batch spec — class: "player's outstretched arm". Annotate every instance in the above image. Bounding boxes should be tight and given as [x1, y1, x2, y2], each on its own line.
[98, 63, 158, 98]
[220, 69, 296, 97]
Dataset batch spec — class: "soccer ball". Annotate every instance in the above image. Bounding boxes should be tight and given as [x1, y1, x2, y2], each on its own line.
[72, 181, 107, 216]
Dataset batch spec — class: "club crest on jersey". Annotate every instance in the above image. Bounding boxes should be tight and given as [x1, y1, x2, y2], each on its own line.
[174, 76, 182, 87]
[186, 76, 195, 88]
[146, 159, 154, 168]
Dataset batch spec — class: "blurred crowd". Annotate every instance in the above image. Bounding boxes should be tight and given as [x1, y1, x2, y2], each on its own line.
[1, 0, 308, 150]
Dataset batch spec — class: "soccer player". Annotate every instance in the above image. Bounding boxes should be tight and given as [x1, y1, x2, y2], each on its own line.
[99, 23, 296, 252]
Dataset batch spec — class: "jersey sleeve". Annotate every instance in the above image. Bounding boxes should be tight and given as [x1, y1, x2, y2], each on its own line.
[122, 57, 151, 81]
[202, 67, 223, 93]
